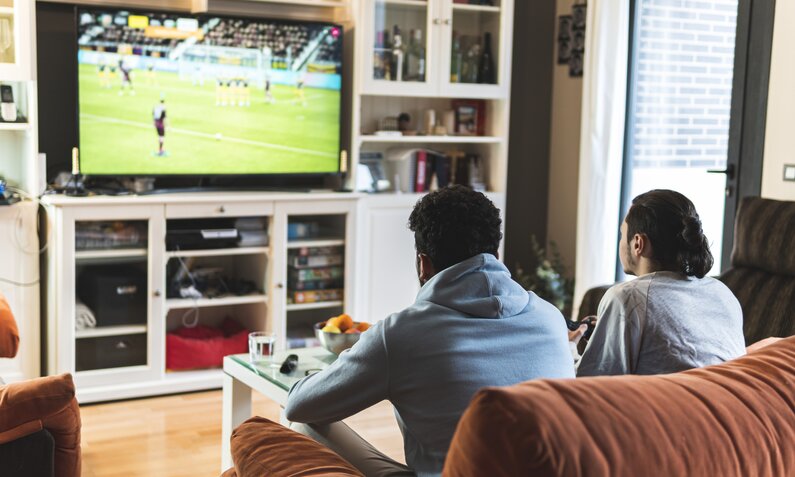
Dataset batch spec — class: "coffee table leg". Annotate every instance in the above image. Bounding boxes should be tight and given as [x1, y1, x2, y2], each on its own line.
[222, 373, 252, 472]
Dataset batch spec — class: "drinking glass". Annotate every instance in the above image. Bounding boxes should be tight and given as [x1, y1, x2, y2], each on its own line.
[249, 331, 278, 367]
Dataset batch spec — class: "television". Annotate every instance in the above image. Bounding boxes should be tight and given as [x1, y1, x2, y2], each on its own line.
[75, 8, 343, 177]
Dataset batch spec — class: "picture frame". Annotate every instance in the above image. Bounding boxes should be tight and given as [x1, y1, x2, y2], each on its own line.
[557, 15, 573, 64]
[452, 100, 485, 136]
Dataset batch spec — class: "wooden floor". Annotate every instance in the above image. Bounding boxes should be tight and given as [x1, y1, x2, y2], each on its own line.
[80, 391, 405, 477]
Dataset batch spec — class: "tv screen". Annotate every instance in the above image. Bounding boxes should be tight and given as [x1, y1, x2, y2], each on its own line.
[76, 9, 343, 176]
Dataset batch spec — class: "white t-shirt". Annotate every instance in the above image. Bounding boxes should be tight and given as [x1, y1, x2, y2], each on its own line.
[577, 271, 745, 376]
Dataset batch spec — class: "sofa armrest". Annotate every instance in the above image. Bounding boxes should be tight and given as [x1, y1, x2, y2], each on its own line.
[221, 417, 363, 477]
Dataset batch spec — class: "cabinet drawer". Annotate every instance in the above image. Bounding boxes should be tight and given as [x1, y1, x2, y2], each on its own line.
[166, 202, 273, 219]
[76, 334, 147, 372]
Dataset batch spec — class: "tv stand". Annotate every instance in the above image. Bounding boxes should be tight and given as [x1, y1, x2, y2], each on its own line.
[138, 186, 313, 195]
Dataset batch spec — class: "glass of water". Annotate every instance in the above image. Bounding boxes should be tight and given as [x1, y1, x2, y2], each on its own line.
[249, 331, 278, 367]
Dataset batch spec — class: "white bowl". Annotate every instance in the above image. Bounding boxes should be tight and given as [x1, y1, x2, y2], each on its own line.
[314, 321, 362, 355]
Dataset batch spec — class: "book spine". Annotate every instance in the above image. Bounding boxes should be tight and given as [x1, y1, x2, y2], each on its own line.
[415, 150, 427, 193]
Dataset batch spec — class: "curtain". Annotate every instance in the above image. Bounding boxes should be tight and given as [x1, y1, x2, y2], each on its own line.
[573, 0, 630, 312]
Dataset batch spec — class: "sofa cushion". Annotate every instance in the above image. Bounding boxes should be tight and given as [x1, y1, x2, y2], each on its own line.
[720, 267, 795, 344]
[731, 197, 795, 276]
[226, 417, 363, 477]
[444, 336, 795, 477]
[0, 292, 20, 358]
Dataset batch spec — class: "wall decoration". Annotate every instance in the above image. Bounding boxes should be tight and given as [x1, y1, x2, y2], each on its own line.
[557, 15, 572, 65]
[569, 2, 587, 77]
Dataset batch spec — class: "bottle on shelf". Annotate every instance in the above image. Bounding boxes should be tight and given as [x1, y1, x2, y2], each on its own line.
[450, 31, 462, 83]
[374, 30, 385, 79]
[479, 32, 496, 84]
[383, 30, 393, 81]
[391, 25, 405, 82]
[410, 29, 426, 82]
[404, 29, 415, 81]
[464, 37, 481, 83]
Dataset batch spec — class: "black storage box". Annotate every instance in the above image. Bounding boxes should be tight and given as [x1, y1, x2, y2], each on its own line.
[76, 334, 147, 372]
[77, 266, 147, 326]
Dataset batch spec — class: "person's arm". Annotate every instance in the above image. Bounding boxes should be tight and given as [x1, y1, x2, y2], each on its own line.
[284, 320, 389, 424]
[576, 289, 637, 376]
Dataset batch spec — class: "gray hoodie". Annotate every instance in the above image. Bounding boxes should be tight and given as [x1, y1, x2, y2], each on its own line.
[284, 253, 574, 476]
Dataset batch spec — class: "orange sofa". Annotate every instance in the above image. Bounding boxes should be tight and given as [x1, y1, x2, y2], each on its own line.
[222, 336, 795, 476]
[0, 293, 81, 477]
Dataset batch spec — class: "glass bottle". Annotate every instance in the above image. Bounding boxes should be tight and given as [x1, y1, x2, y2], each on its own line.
[391, 25, 404, 82]
[450, 31, 462, 83]
[479, 32, 496, 84]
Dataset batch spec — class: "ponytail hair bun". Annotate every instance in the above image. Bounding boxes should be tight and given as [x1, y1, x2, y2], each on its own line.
[626, 190, 714, 278]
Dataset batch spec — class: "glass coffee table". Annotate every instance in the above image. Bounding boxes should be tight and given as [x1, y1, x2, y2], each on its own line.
[221, 348, 336, 470]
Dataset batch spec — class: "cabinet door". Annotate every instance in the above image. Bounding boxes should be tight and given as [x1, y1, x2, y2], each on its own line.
[0, 0, 32, 81]
[362, 0, 439, 97]
[438, 0, 512, 99]
[357, 200, 419, 323]
[56, 205, 165, 389]
[271, 200, 357, 350]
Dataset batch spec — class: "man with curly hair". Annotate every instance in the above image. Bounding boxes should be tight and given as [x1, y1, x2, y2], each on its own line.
[285, 186, 573, 477]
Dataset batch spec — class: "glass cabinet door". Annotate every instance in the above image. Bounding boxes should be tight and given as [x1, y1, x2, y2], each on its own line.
[364, 0, 436, 95]
[440, 0, 508, 98]
[0, 0, 31, 80]
[0, 0, 15, 66]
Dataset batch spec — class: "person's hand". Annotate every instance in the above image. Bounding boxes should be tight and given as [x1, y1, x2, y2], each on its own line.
[568, 323, 589, 345]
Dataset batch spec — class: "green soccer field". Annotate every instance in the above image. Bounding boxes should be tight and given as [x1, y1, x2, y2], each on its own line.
[78, 64, 341, 175]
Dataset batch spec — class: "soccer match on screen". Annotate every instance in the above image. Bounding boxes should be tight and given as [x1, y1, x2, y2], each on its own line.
[77, 10, 343, 175]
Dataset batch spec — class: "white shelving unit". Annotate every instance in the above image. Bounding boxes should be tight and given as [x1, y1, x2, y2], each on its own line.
[44, 193, 359, 403]
[359, 134, 504, 144]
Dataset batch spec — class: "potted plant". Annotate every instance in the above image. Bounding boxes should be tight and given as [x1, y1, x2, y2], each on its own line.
[514, 236, 575, 317]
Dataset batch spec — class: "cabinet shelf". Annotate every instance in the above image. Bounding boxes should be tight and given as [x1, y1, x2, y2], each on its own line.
[0, 122, 30, 131]
[165, 246, 269, 258]
[75, 325, 147, 339]
[286, 301, 344, 311]
[359, 135, 503, 144]
[166, 294, 268, 309]
[452, 3, 500, 13]
[287, 239, 345, 249]
[381, 0, 427, 7]
[75, 248, 148, 261]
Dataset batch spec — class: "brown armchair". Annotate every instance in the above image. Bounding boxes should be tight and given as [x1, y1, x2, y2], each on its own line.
[719, 196, 795, 344]
[577, 197, 795, 345]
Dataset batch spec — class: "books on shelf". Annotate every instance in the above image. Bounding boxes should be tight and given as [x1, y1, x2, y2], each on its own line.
[292, 289, 344, 304]
[291, 254, 344, 268]
[289, 266, 344, 281]
[386, 147, 481, 193]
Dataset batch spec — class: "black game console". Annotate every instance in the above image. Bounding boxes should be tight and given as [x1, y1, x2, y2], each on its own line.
[566, 316, 597, 341]
[166, 218, 240, 250]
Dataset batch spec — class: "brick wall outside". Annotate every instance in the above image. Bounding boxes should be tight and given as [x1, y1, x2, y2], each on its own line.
[630, 0, 738, 169]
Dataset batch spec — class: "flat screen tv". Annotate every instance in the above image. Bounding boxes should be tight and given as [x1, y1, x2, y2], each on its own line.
[76, 8, 343, 177]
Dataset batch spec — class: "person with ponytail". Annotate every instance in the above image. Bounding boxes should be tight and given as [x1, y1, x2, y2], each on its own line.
[576, 189, 745, 376]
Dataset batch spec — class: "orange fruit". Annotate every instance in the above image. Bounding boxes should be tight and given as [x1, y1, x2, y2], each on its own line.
[326, 316, 341, 329]
[344, 328, 361, 334]
[356, 322, 370, 332]
[337, 314, 354, 332]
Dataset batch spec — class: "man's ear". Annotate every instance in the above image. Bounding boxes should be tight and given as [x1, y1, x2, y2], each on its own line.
[418, 253, 436, 283]
[634, 233, 651, 258]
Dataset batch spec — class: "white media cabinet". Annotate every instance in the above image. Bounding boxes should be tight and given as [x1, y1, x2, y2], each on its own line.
[43, 191, 504, 403]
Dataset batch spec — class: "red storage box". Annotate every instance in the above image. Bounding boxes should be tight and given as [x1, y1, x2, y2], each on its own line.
[166, 318, 248, 370]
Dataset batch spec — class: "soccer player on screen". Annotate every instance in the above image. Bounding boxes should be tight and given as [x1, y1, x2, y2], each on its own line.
[118, 59, 135, 96]
[296, 74, 306, 107]
[153, 99, 167, 156]
[264, 75, 273, 104]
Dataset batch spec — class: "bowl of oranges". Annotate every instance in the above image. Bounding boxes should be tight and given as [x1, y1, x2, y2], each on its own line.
[314, 314, 371, 355]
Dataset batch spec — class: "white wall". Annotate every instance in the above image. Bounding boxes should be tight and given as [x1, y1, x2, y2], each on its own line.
[761, 1, 795, 201]
[546, 0, 583, 271]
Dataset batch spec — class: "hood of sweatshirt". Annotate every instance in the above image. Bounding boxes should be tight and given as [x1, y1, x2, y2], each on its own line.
[415, 253, 530, 319]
